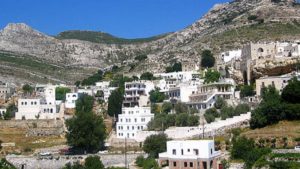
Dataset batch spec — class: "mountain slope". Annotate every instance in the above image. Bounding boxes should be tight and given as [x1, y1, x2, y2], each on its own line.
[56, 30, 170, 44]
[0, 0, 300, 83]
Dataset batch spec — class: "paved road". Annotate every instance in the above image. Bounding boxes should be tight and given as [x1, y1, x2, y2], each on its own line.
[7, 153, 145, 169]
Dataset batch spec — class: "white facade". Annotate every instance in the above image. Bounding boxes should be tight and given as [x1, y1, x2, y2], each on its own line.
[167, 83, 198, 103]
[159, 140, 221, 160]
[123, 81, 155, 107]
[221, 49, 242, 63]
[154, 71, 195, 83]
[65, 93, 79, 109]
[95, 81, 110, 88]
[116, 106, 154, 139]
[77, 88, 94, 96]
[16, 85, 59, 120]
[0, 108, 6, 118]
[188, 78, 235, 111]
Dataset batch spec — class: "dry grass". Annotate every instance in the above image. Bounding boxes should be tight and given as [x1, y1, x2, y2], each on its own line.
[242, 121, 300, 139]
[0, 128, 66, 155]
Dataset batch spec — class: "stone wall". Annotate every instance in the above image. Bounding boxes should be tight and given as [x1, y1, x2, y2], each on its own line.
[0, 119, 65, 136]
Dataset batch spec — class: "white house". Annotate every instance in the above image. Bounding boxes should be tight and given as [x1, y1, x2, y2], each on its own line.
[221, 49, 242, 63]
[167, 82, 198, 103]
[116, 106, 154, 139]
[187, 78, 235, 111]
[123, 81, 155, 107]
[159, 140, 221, 169]
[65, 93, 79, 109]
[15, 85, 60, 120]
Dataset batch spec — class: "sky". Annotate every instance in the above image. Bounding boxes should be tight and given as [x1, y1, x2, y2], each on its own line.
[0, 0, 230, 38]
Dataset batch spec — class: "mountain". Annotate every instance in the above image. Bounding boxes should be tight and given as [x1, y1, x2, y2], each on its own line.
[0, 0, 300, 84]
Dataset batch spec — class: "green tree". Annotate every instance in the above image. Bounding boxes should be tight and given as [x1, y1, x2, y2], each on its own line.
[220, 106, 235, 120]
[84, 156, 104, 169]
[3, 103, 17, 120]
[75, 81, 81, 87]
[81, 70, 103, 86]
[62, 156, 104, 169]
[143, 133, 168, 158]
[204, 108, 219, 123]
[187, 115, 199, 126]
[250, 86, 284, 129]
[204, 69, 220, 84]
[234, 104, 250, 116]
[149, 88, 165, 103]
[175, 113, 189, 126]
[66, 95, 106, 153]
[140, 72, 155, 80]
[281, 77, 300, 104]
[0, 159, 16, 169]
[201, 50, 215, 68]
[75, 94, 94, 113]
[174, 102, 188, 114]
[22, 84, 33, 94]
[107, 89, 124, 118]
[165, 62, 182, 73]
[161, 102, 173, 113]
[240, 85, 255, 98]
[55, 87, 71, 101]
[214, 97, 227, 109]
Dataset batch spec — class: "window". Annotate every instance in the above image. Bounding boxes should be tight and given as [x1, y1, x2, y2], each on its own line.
[193, 149, 199, 155]
[137, 126, 140, 130]
[132, 126, 134, 130]
[184, 162, 187, 167]
[135, 118, 137, 122]
[181, 149, 184, 155]
[211, 148, 213, 154]
[187, 149, 190, 152]
[172, 149, 176, 155]
[190, 162, 193, 167]
[127, 126, 129, 130]
[141, 126, 143, 130]
[173, 162, 176, 167]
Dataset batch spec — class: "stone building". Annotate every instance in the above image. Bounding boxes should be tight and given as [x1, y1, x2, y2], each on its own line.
[159, 140, 222, 169]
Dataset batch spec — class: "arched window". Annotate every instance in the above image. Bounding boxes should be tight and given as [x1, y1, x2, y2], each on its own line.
[258, 48, 264, 53]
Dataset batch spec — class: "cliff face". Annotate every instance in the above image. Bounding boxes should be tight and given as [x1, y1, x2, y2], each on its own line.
[0, 0, 300, 83]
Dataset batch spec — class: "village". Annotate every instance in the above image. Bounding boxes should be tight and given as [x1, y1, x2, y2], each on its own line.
[0, 40, 300, 169]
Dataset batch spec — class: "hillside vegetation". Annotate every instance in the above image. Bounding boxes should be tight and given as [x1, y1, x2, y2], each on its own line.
[56, 31, 169, 44]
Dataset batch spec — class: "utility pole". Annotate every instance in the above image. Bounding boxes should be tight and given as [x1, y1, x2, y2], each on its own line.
[125, 137, 128, 169]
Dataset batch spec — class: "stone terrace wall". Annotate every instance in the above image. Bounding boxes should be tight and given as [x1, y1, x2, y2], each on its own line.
[0, 120, 65, 136]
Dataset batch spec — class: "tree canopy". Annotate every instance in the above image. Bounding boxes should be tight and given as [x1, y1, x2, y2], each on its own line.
[22, 84, 33, 94]
[143, 133, 168, 158]
[55, 87, 71, 101]
[107, 89, 124, 118]
[66, 95, 106, 153]
[81, 70, 104, 86]
[240, 85, 255, 98]
[204, 69, 220, 84]
[201, 50, 215, 68]
[149, 88, 165, 103]
[63, 156, 104, 169]
[140, 72, 155, 80]
[165, 62, 182, 73]
[281, 77, 300, 104]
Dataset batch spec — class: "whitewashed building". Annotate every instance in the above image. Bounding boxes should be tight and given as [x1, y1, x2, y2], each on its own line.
[167, 82, 198, 103]
[123, 81, 155, 107]
[187, 79, 235, 111]
[221, 49, 242, 63]
[65, 93, 79, 109]
[159, 140, 221, 169]
[116, 106, 154, 139]
[15, 85, 60, 120]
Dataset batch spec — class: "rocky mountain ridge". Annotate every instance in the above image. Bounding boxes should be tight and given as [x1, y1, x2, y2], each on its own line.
[0, 0, 300, 83]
